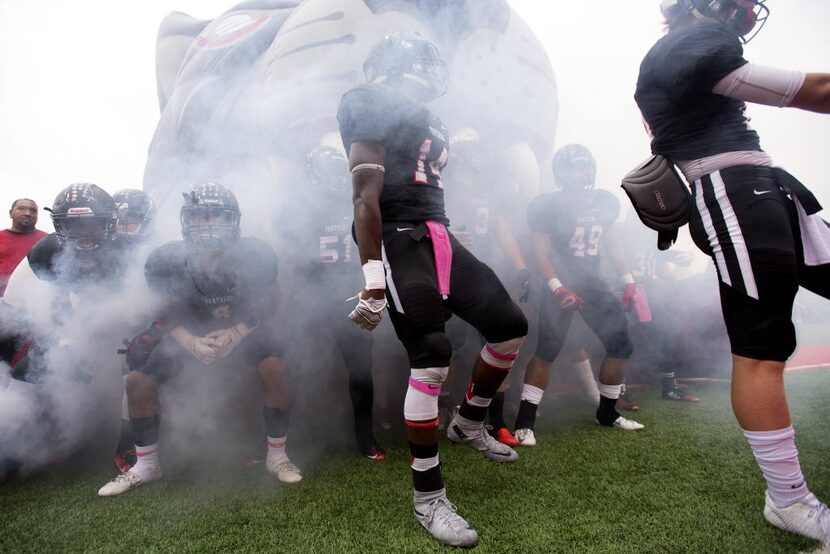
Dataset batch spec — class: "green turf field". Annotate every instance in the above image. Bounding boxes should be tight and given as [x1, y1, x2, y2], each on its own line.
[2, 372, 829, 553]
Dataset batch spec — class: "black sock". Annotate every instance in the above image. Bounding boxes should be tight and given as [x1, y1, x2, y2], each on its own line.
[596, 396, 620, 426]
[131, 416, 160, 446]
[488, 391, 507, 429]
[409, 442, 444, 493]
[514, 400, 538, 431]
[263, 406, 289, 438]
[115, 418, 135, 455]
[661, 372, 676, 394]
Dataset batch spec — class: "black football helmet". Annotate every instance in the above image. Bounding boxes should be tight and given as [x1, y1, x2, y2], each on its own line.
[552, 144, 596, 192]
[660, 0, 769, 42]
[180, 182, 241, 250]
[112, 188, 155, 241]
[48, 183, 117, 251]
[305, 146, 349, 195]
[363, 31, 449, 102]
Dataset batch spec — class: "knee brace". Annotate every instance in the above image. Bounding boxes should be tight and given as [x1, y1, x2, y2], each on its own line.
[480, 337, 524, 371]
[404, 366, 448, 421]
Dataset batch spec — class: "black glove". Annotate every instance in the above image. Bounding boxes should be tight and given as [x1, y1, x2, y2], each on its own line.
[118, 321, 166, 371]
[516, 268, 531, 303]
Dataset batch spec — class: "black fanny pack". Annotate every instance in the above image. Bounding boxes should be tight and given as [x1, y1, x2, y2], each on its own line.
[621, 154, 690, 250]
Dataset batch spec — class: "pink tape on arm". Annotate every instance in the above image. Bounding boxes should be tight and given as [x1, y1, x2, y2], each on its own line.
[633, 284, 652, 323]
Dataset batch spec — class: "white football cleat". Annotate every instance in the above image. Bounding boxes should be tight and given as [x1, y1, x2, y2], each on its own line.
[447, 418, 518, 463]
[514, 428, 537, 447]
[414, 496, 479, 547]
[764, 492, 830, 544]
[597, 416, 645, 431]
[97, 468, 161, 497]
[267, 458, 303, 484]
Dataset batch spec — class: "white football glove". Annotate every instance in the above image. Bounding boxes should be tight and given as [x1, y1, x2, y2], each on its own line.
[206, 323, 253, 359]
[348, 294, 387, 331]
[171, 327, 221, 365]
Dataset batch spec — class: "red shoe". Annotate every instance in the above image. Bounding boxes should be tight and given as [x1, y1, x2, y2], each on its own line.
[363, 445, 386, 462]
[493, 426, 519, 447]
[663, 388, 701, 402]
[113, 453, 133, 474]
[617, 394, 640, 412]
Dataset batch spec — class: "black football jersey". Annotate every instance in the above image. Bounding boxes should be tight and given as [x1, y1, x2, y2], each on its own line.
[635, 22, 760, 161]
[279, 198, 359, 294]
[144, 237, 278, 330]
[28, 233, 129, 285]
[337, 83, 450, 225]
[527, 189, 620, 282]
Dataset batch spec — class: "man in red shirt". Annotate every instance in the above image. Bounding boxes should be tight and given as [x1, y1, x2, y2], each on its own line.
[0, 199, 47, 297]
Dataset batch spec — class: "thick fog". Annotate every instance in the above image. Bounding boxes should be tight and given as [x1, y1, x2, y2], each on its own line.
[1, 1, 829, 476]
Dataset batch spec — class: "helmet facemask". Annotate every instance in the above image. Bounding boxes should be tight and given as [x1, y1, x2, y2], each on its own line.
[52, 210, 116, 252]
[364, 34, 449, 102]
[181, 205, 240, 251]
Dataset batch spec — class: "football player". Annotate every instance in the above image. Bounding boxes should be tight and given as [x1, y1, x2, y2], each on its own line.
[337, 32, 528, 547]
[636, 0, 830, 543]
[110, 188, 157, 472]
[442, 132, 531, 447]
[98, 183, 301, 497]
[509, 144, 646, 448]
[279, 145, 385, 461]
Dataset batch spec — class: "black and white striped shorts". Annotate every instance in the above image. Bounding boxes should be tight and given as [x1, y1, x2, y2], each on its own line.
[688, 165, 829, 361]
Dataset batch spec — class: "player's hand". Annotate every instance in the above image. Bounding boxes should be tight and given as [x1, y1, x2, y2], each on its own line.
[171, 327, 220, 365]
[207, 323, 253, 359]
[515, 268, 531, 303]
[621, 283, 639, 309]
[548, 279, 582, 311]
[120, 321, 166, 371]
[348, 289, 387, 331]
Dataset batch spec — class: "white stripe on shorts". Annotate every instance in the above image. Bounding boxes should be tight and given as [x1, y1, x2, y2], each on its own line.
[710, 171, 759, 299]
[381, 242, 405, 314]
[693, 178, 732, 287]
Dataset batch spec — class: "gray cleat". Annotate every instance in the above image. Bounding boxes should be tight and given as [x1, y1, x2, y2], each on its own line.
[414, 496, 479, 547]
[447, 417, 519, 463]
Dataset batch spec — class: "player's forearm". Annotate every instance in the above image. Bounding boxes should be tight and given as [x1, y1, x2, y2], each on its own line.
[791, 73, 830, 114]
[353, 195, 382, 264]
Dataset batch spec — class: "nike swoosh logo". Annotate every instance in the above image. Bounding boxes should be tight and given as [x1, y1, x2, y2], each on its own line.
[396, 227, 415, 231]
[753, 189, 771, 195]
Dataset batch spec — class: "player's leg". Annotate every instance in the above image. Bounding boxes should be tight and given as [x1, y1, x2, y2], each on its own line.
[258, 355, 302, 483]
[512, 286, 571, 446]
[580, 283, 643, 431]
[383, 227, 477, 547]
[335, 321, 384, 460]
[98, 368, 163, 497]
[445, 240, 527, 459]
[691, 167, 829, 541]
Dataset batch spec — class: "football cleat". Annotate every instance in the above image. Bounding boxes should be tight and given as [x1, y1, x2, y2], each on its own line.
[113, 452, 135, 474]
[597, 416, 645, 431]
[97, 468, 161, 497]
[514, 428, 537, 447]
[362, 445, 387, 462]
[663, 387, 701, 402]
[267, 459, 303, 484]
[617, 394, 640, 412]
[764, 492, 830, 544]
[414, 496, 479, 547]
[492, 426, 519, 447]
[447, 418, 518, 463]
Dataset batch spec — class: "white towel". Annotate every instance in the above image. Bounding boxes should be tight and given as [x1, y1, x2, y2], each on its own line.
[793, 195, 830, 266]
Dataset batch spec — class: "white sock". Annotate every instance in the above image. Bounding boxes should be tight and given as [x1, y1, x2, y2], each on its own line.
[743, 426, 810, 508]
[131, 443, 159, 480]
[267, 436, 288, 464]
[574, 360, 599, 403]
[520, 384, 544, 405]
[597, 383, 622, 400]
